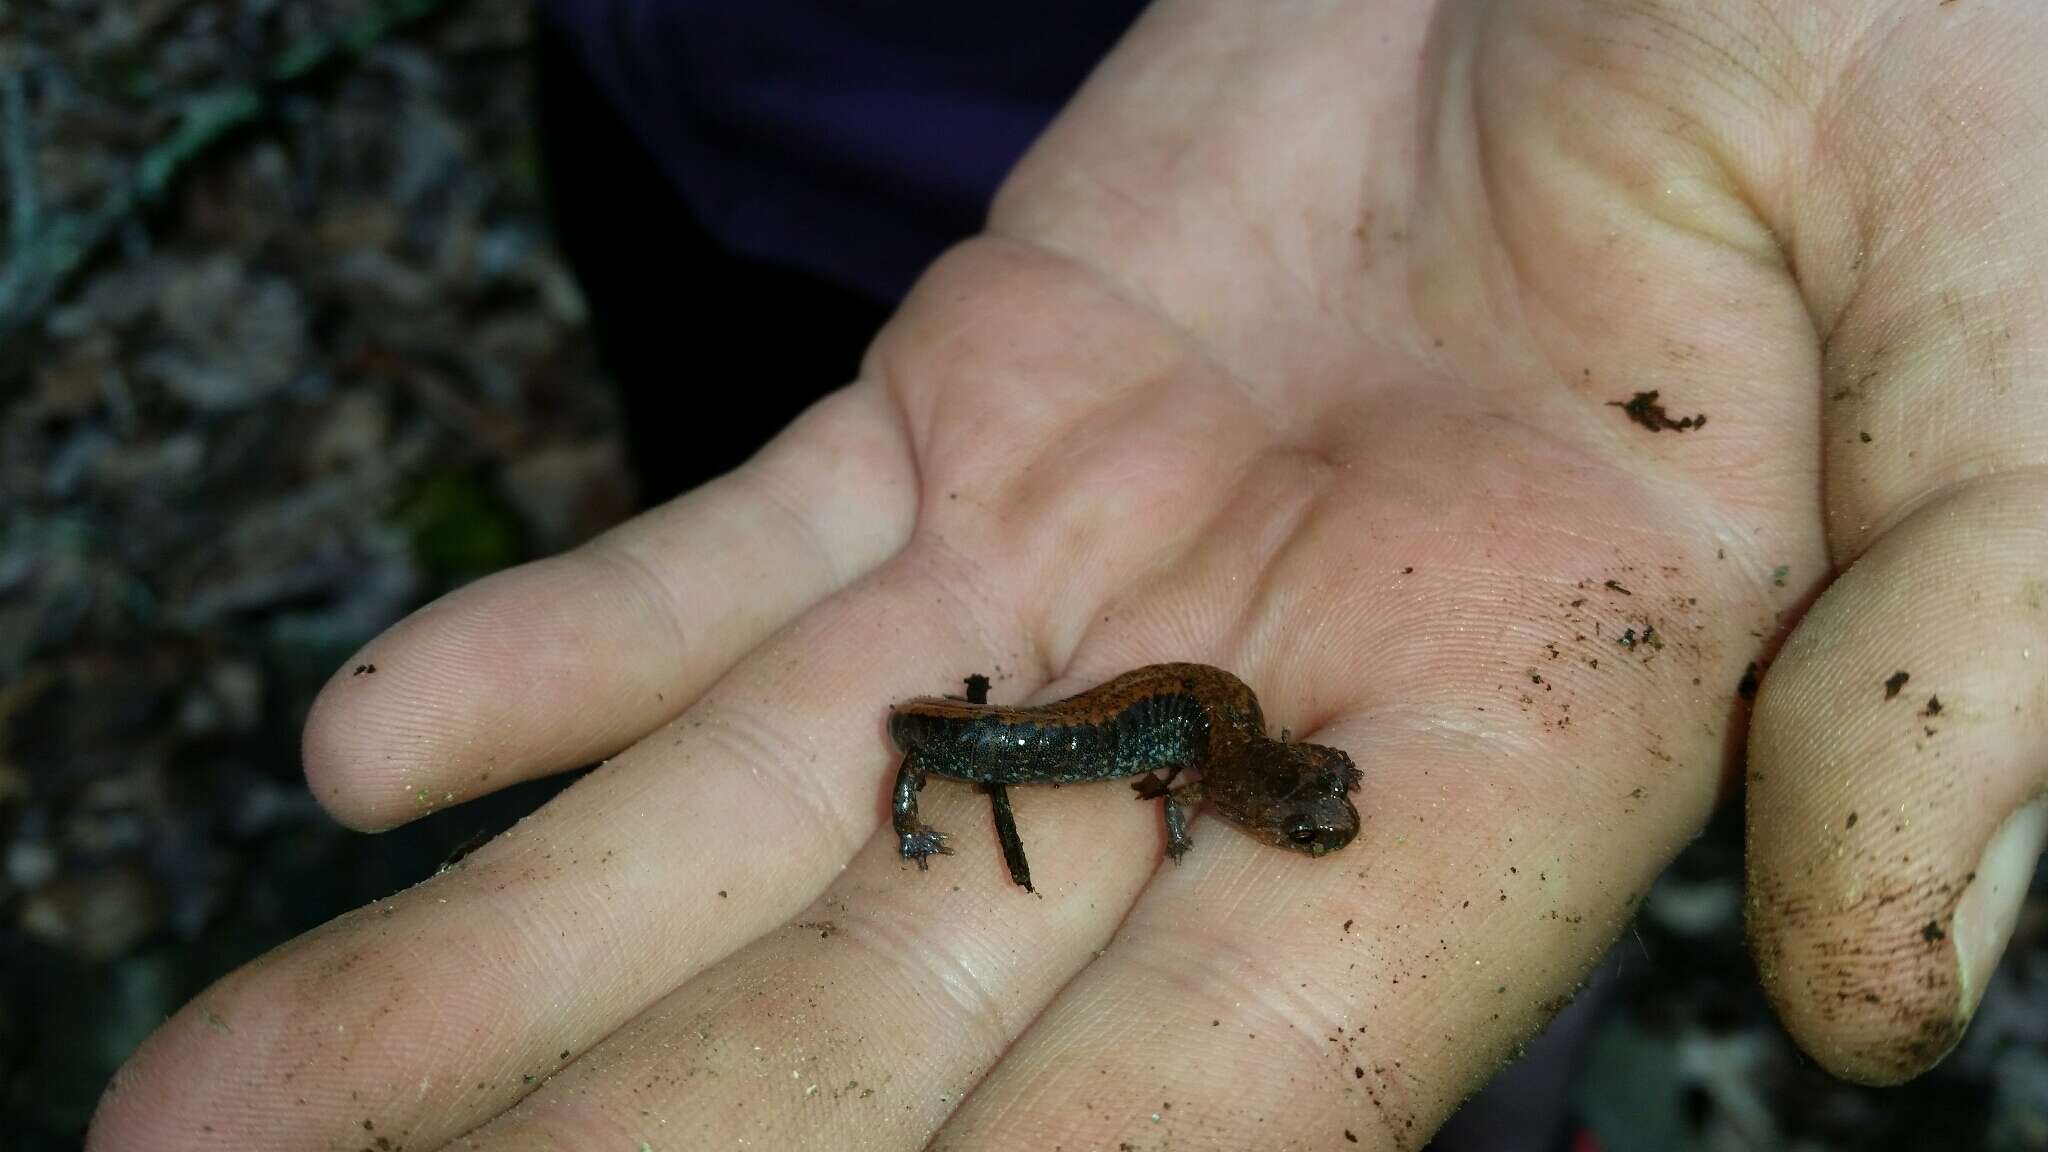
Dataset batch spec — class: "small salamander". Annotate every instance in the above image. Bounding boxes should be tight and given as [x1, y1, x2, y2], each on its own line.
[888, 663, 1362, 884]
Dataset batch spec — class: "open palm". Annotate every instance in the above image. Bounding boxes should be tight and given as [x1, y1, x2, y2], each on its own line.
[92, 1, 2048, 1148]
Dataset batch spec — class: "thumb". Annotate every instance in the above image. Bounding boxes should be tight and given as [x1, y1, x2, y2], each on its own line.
[1747, 473, 2048, 1085]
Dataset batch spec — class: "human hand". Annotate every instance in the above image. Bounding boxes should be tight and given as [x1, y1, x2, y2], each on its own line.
[89, 1, 2048, 1147]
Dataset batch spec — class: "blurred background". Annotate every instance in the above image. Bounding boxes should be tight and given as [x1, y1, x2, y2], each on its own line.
[3, 2, 2046, 1149]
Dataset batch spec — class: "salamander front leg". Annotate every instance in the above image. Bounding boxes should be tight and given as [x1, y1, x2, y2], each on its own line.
[1129, 762, 1184, 801]
[893, 751, 950, 869]
[1159, 782, 1206, 863]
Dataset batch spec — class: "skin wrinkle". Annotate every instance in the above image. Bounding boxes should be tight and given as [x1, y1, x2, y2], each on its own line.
[1471, 90, 1776, 484]
[1496, 417, 1711, 525]
[515, 953, 893, 1145]
[1443, 21, 1832, 824]
[1318, 499, 1748, 739]
[1011, 38, 1417, 399]
[1611, 0, 1790, 115]
[1070, 449, 1324, 677]
[793, 379, 925, 561]
[722, 459, 857, 594]
[1002, 385, 1257, 648]
[1724, 0, 1807, 101]
[972, 1003, 1172, 1141]
[450, 889, 603, 1028]
[494, 941, 949, 1150]
[870, 290, 978, 464]
[860, 346, 937, 543]
[500, 1091, 652, 1152]
[1374, 715, 1661, 846]
[1503, 11, 1819, 375]
[1477, 33, 1633, 322]
[744, 393, 914, 577]
[1802, 11, 2023, 336]
[892, 536, 1055, 692]
[1835, 465, 2048, 577]
[1075, 922, 1399, 1119]
[1469, 88, 1803, 494]
[1458, 42, 1551, 375]
[1215, 465, 1340, 641]
[989, 231, 1308, 440]
[1234, 162, 1345, 339]
[1013, 10, 1397, 396]
[581, 538, 701, 671]
[828, 904, 1018, 1058]
[679, 703, 868, 858]
[1346, 169, 1413, 303]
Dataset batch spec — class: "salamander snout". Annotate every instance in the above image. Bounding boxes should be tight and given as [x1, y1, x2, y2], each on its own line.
[1278, 743, 1360, 856]
[1224, 740, 1361, 857]
[1275, 782, 1361, 855]
[1280, 809, 1356, 855]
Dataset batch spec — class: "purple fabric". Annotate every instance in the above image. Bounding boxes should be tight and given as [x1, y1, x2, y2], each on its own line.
[539, 1, 1148, 302]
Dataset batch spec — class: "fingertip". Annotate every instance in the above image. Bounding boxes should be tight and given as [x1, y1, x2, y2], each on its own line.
[1747, 850, 1968, 1087]
[300, 603, 474, 831]
[86, 1026, 209, 1152]
[86, 975, 282, 1152]
[84, 1054, 150, 1152]
[1746, 678, 1981, 1086]
[297, 561, 636, 832]
[301, 662, 405, 832]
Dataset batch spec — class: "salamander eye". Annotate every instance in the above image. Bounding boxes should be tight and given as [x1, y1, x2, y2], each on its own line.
[1285, 817, 1319, 846]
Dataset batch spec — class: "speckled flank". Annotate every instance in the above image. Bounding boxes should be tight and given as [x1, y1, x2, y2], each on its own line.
[889, 664, 1261, 786]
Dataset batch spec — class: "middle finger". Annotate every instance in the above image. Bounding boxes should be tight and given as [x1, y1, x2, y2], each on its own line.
[456, 742, 1168, 1150]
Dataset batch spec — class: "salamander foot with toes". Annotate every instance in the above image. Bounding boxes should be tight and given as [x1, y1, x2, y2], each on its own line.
[898, 826, 951, 869]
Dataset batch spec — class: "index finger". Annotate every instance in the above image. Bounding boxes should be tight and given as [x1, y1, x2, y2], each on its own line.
[301, 383, 915, 830]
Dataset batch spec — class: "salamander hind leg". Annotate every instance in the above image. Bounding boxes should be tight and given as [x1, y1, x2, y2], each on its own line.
[893, 750, 951, 870]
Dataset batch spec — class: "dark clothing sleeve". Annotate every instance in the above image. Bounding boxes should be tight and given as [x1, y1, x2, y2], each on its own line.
[537, 1, 1147, 302]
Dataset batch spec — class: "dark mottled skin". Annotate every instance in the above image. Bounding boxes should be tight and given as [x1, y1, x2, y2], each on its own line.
[888, 664, 1363, 875]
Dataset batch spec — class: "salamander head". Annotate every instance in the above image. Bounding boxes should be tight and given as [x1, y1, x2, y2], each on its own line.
[1210, 739, 1362, 857]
